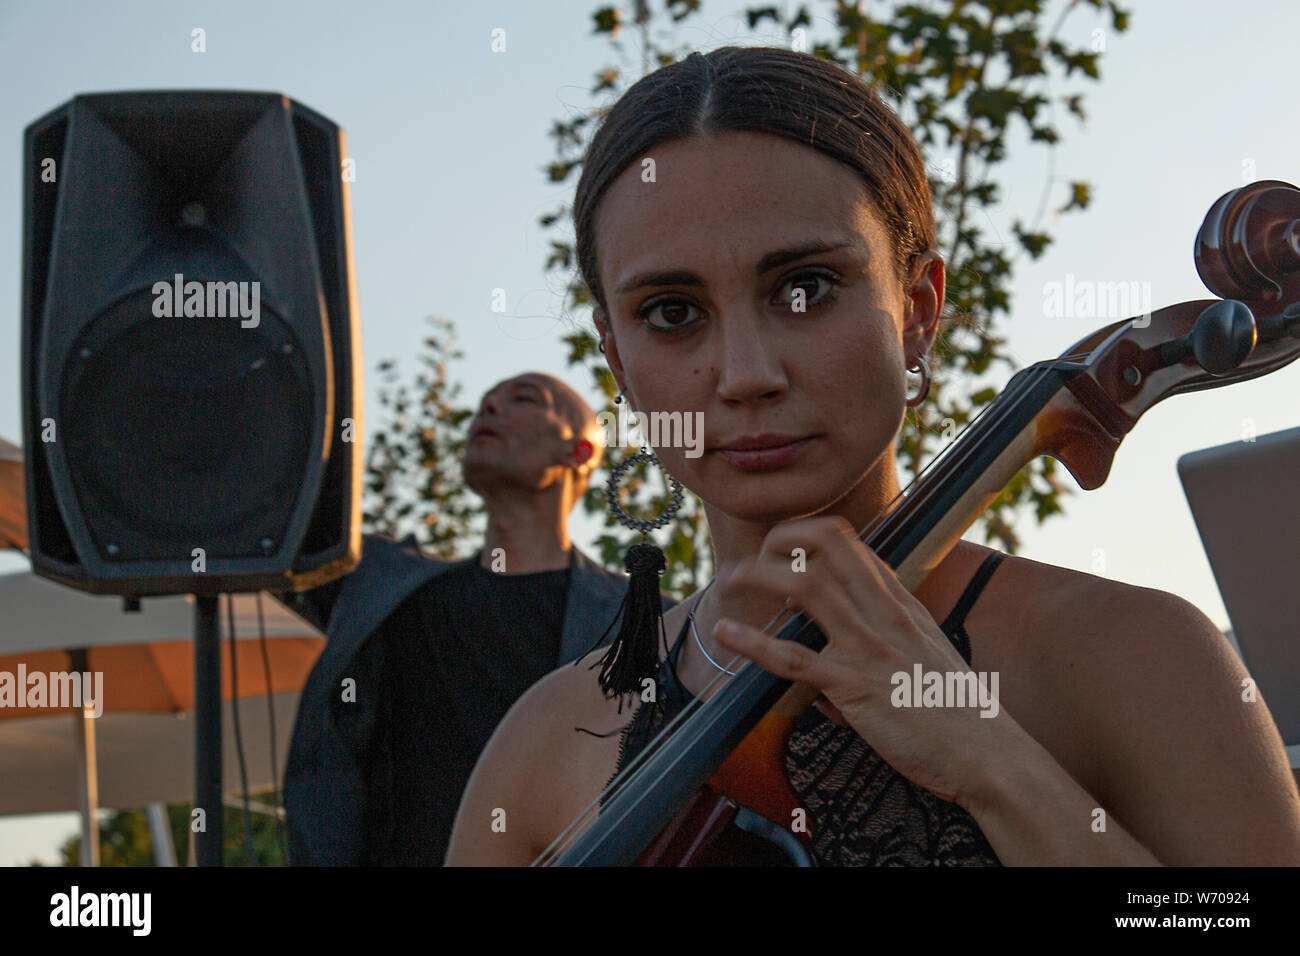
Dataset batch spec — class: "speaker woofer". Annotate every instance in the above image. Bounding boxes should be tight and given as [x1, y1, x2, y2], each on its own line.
[60, 290, 312, 560]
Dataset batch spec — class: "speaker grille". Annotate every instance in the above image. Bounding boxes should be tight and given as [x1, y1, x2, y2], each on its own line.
[59, 288, 313, 562]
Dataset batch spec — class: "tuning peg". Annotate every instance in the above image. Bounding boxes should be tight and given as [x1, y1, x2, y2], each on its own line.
[1157, 299, 1257, 375]
[1255, 301, 1300, 343]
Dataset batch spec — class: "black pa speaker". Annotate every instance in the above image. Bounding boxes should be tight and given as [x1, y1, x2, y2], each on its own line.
[21, 91, 363, 596]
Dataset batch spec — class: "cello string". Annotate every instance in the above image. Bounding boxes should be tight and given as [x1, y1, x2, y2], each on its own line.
[696, 359, 1060, 676]
[531, 613, 780, 865]
[534, 359, 1060, 864]
[532, 606, 793, 865]
[535, 361, 1053, 865]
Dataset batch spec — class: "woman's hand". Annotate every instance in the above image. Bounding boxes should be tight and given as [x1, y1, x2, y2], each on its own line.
[710, 515, 1014, 806]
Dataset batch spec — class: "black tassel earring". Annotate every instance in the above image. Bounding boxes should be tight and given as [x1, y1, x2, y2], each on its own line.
[586, 444, 684, 711]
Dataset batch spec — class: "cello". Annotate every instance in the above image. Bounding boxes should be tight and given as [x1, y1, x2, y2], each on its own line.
[534, 179, 1300, 866]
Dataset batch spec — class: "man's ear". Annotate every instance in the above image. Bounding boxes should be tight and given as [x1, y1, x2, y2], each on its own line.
[572, 438, 595, 466]
[568, 438, 599, 498]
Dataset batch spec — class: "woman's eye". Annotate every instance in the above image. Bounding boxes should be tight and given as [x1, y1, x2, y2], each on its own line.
[638, 297, 703, 331]
[634, 272, 836, 330]
[775, 270, 838, 309]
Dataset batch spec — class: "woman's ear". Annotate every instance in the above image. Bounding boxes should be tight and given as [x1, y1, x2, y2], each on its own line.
[901, 251, 945, 360]
[594, 305, 629, 398]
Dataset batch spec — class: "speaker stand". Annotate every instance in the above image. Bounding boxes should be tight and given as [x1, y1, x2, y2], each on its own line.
[193, 595, 224, 865]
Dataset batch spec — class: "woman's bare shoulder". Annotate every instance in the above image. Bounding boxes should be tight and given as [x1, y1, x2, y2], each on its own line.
[469, 648, 627, 801]
[448, 647, 631, 863]
[510, 646, 629, 731]
[968, 548, 1237, 727]
[986, 550, 1246, 750]
[992, 552, 1300, 862]
[992, 550, 1216, 646]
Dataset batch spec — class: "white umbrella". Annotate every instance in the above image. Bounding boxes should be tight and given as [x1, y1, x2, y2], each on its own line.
[0, 690, 302, 813]
[0, 690, 303, 865]
[0, 572, 323, 864]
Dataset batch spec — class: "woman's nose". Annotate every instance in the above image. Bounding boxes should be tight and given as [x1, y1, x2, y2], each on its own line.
[715, 315, 788, 405]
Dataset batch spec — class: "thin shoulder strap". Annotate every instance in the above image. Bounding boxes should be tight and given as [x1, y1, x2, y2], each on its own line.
[938, 551, 1006, 637]
[654, 613, 692, 701]
[669, 612, 692, 658]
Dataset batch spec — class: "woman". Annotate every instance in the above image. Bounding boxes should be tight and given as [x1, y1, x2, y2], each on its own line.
[446, 46, 1300, 866]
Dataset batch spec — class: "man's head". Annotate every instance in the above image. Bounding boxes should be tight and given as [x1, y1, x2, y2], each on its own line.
[462, 372, 604, 509]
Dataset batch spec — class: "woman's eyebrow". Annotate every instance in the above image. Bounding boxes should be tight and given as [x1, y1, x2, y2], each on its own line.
[614, 239, 856, 294]
[756, 240, 852, 274]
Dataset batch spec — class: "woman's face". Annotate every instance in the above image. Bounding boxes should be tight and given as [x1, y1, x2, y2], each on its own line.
[593, 130, 938, 526]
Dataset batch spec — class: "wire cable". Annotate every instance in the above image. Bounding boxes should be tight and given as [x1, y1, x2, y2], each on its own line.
[226, 593, 257, 866]
[255, 591, 290, 863]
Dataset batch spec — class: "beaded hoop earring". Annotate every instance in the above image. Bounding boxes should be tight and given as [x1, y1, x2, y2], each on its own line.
[584, 445, 684, 709]
[604, 450, 684, 533]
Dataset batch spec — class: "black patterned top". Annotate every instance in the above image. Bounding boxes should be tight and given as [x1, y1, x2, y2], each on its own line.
[610, 551, 1007, 867]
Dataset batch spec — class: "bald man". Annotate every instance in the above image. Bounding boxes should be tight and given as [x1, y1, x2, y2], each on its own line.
[278, 372, 650, 866]
[464, 372, 606, 573]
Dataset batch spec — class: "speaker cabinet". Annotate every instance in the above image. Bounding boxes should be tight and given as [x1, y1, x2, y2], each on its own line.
[21, 91, 362, 596]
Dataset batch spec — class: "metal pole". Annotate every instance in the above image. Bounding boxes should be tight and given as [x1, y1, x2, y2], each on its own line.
[194, 594, 223, 865]
[146, 802, 178, 867]
[69, 647, 98, 867]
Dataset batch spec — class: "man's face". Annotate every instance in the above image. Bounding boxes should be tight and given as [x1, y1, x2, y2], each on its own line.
[462, 374, 584, 494]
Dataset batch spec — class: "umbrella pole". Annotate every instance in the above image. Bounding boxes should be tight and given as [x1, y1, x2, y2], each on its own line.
[146, 802, 177, 866]
[69, 647, 99, 867]
[72, 702, 99, 866]
[194, 595, 223, 865]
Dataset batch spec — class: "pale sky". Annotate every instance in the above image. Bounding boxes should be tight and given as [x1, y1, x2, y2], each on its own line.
[0, 0, 1296, 864]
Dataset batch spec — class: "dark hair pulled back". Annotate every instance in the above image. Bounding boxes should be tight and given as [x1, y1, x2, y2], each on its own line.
[573, 45, 937, 312]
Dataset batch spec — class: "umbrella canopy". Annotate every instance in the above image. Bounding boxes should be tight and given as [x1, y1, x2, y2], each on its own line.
[0, 573, 322, 717]
[0, 631, 322, 718]
[0, 691, 301, 815]
[0, 571, 322, 858]
[0, 437, 23, 550]
[0, 571, 320, 660]
[0, 441, 330, 863]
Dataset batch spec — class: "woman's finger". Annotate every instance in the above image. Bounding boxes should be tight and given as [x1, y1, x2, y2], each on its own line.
[719, 551, 907, 660]
[712, 617, 841, 689]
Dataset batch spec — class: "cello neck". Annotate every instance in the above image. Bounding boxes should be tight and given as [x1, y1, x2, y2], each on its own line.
[551, 358, 1089, 866]
[874, 358, 1087, 589]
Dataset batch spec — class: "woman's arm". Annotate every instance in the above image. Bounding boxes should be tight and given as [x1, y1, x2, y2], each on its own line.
[965, 584, 1300, 866]
[711, 516, 1300, 865]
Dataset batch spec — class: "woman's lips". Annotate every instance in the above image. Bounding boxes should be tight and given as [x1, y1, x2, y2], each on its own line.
[715, 436, 815, 471]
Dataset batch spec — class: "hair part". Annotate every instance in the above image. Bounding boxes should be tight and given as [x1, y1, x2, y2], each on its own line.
[574, 45, 937, 313]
